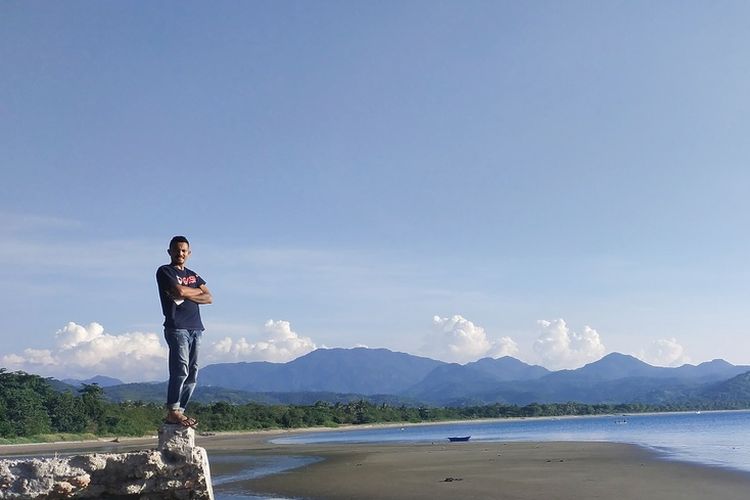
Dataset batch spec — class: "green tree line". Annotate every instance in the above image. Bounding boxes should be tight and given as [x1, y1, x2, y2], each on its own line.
[1, 370, 748, 439]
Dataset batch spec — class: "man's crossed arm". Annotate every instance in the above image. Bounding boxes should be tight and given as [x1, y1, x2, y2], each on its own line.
[173, 284, 213, 304]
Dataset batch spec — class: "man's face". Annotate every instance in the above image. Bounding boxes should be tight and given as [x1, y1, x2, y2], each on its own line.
[168, 242, 191, 267]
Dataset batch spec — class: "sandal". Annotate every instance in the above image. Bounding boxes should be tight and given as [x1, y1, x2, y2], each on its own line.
[165, 412, 198, 428]
[183, 416, 198, 428]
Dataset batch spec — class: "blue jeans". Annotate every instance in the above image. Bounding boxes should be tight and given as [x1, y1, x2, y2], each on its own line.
[164, 328, 202, 411]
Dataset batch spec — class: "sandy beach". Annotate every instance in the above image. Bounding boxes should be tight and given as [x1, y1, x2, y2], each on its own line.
[3, 431, 750, 499]
[205, 438, 750, 500]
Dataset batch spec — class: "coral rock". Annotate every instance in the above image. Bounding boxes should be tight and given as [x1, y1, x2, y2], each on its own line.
[0, 426, 213, 499]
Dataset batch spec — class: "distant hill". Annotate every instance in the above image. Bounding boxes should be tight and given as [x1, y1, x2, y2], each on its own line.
[28, 348, 750, 408]
[556, 353, 666, 381]
[62, 375, 125, 388]
[46, 378, 79, 394]
[697, 370, 750, 403]
[402, 353, 750, 406]
[101, 381, 419, 406]
[466, 356, 550, 381]
[103, 381, 167, 402]
[200, 347, 445, 394]
[674, 359, 750, 382]
[402, 363, 508, 405]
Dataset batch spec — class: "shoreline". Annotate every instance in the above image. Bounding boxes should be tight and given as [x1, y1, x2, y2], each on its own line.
[4, 427, 750, 499]
[3, 407, 744, 454]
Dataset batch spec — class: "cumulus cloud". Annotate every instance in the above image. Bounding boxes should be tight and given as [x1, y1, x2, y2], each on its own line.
[3, 349, 56, 367]
[428, 315, 519, 364]
[1, 319, 319, 381]
[56, 322, 104, 348]
[638, 338, 690, 367]
[205, 319, 316, 363]
[533, 319, 606, 370]
[0, 322, 168, 381]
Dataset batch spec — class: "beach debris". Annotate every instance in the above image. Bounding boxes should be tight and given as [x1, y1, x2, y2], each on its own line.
[442, 477, 463, 482]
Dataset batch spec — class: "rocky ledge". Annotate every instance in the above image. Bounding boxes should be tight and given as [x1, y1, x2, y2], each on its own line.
[0, 425, 214, 499]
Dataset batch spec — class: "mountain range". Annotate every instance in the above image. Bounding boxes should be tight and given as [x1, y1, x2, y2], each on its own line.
[57, 347, 750, 407]
[62, 375, 124, 388]
[198, 349, 750, 406]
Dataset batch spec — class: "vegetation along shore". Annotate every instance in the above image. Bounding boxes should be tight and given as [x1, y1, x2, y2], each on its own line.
[2, 369, 750, 444]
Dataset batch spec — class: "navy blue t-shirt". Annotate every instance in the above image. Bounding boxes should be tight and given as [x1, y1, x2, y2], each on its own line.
[156, 264, 207, 330]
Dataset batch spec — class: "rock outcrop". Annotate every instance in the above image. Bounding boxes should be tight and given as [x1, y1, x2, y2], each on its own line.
[0, 425, 214, 499]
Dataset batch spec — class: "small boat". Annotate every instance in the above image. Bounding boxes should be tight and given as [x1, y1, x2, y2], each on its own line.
[448, 436, 471, 442]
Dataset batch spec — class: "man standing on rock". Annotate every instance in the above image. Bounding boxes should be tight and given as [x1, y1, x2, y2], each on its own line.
[156, 235, 212, 427]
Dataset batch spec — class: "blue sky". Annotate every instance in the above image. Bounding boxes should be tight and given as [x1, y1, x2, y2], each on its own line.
[2, 1, 750, 381]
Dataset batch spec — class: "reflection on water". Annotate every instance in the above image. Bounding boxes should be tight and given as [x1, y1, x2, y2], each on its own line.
[210, 453, 320, 500]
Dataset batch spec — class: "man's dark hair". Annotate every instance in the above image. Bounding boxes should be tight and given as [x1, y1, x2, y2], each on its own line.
[169, 235, 190, 249]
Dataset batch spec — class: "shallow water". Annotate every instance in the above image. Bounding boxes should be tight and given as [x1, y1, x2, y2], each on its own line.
[272, 410, 750, 473]
[210, 410, 750, 498]
[210, 453, 319, 500]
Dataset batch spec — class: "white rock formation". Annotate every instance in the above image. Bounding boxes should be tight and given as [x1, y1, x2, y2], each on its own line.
[0, 425, 214, 499]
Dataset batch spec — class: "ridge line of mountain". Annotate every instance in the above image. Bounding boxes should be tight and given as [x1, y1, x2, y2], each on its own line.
[50, 347, 750, 407]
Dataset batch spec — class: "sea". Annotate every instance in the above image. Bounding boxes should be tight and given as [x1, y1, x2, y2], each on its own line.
[211, 409, 750, 500]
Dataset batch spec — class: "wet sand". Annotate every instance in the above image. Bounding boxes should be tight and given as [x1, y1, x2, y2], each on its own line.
[210, 440, 750, 500]
[4, 431, 750, 499]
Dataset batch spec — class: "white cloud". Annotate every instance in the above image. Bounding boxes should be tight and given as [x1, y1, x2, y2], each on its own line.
[638, 338, 690, 367]
[56, 321, 105, 348]
[205, 319, 317, 363]
[1, 322, 168, 382]
[7, 348, 56, 366]
[1, 320, 319, 381]
[533, 318, 606, 370]
[428, 315, 519, 364]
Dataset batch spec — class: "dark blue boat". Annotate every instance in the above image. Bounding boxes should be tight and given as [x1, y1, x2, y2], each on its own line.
[447, 436, 471, 442]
